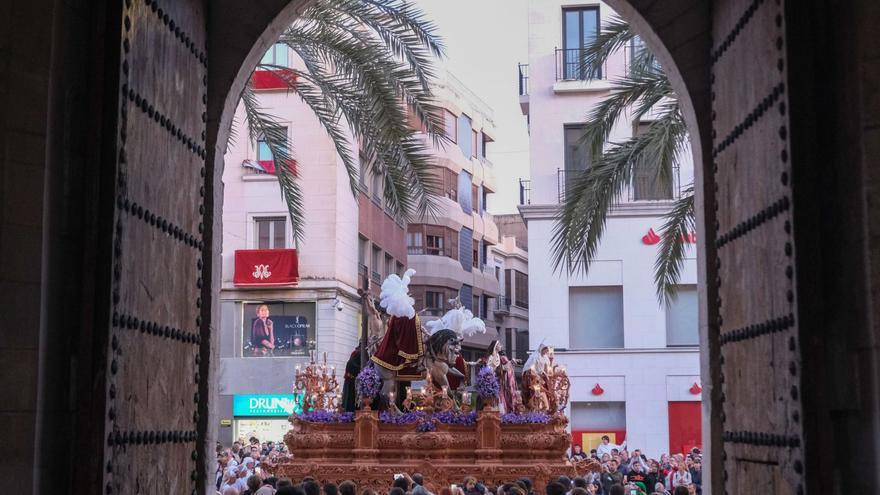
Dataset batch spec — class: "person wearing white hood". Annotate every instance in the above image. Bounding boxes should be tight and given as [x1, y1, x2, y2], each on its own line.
[235, 460, 253, 493]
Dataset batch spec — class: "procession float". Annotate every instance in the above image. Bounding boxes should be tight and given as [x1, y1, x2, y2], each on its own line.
[275, 270, 599, 493]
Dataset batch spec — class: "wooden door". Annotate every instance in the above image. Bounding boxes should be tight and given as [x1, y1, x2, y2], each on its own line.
[711, 0, 805, 493]
[104, 1, 209, 493]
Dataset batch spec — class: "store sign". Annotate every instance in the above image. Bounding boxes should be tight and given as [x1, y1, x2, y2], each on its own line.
[233, 394, 303, 417]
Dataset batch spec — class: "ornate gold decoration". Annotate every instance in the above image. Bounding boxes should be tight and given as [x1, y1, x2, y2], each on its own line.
[294, 351, 340, 411]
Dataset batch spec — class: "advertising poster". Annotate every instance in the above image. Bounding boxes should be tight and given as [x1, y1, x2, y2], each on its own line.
[243, 301, 316, 357]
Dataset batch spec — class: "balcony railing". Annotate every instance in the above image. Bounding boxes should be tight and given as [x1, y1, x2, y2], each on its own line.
[519, 179, 531, 205]
[495, 297, 511, 313]
[371, 271, 381, 284]
[518, 63, 529, 96]
[558, 166, 682, 204]
[555, 48, 607, 82]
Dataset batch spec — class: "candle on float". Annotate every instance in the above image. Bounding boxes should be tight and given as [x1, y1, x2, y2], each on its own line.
[389, 392, 395, 404]
[406, 387, 412, 398]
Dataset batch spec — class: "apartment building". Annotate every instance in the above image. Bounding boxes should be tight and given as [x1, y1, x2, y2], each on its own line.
[216, 43, 406, 444]
[406, 72, 502, 356]
[491, 214, 530, 364]
[518, 1, 701, 457]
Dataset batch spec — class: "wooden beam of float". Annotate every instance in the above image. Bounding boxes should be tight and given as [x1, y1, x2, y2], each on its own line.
[276, 407, 600, 495]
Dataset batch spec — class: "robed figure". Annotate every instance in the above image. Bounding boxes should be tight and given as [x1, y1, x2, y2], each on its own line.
[341, 346, 361, 412]
[481, 340, 519, 414]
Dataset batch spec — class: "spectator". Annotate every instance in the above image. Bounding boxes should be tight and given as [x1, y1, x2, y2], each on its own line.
[339, 481, 357, 495]
[546, 481, 566, 495]
[224, 487, 241, 495]
[570, 489, 588, 495]
[671, 463, 692, 489]
[389, 488, 406, 495]
[626, 461, 648, 493]
[689, 460, 702, 490]
[276, 487, 299, 495]
[557, 476, 572, 492]
[242, 475, 263, 495]
[589, 449, 598, 460]
[392, 476, 410, 492]
[570, 445, 587, 462]
[686, 484, 697, 495]
[587, 482, 600, 495]
[463, 477, 481, 495]
[672, 487, 688, 495]
[324, 482, 339, 495]
[609, 485, 625, 495]
[517, 477, 533, 495]
[412, 474, 425, 487]
[276, 479, 293, 489]
[361, 490, 378, 495]
[303, 480, 321, 495]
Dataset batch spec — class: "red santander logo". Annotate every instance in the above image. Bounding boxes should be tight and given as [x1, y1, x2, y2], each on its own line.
[641, 229, 697, 245]
[641, 228, 661, 245]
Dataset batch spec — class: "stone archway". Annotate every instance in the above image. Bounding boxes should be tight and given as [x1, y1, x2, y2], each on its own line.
[7, 0, 878, 493]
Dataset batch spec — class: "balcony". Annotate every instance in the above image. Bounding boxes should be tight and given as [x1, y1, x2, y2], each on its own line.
[555, 48, 607, 82]
[557, 166, 682, 204]
[518, 63, 529, 115]
[519, 179, 531, 206]
[495, 297, 511, 315]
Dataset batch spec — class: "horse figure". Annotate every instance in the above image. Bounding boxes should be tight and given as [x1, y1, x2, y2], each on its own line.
[372, 327, 464, 411]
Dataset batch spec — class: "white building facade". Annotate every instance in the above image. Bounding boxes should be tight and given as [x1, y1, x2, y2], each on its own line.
[519, 0, 701, 458]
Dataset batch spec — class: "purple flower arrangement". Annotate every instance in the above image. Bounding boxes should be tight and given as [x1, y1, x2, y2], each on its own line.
[416, 419, 437, 433]
[297, 410, 355, 423]
[501, 412, 551, 424]
[433, 410, 478, 426]
[356, 367, 382, 399]
[379, 410, 425, 425]
[476, 366, 500, 399]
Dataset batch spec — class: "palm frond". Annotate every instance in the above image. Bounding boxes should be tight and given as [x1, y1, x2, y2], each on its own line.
[240, 83, 306, 245]
[654, 186, 695, 304]
[579, 15, 636, 76]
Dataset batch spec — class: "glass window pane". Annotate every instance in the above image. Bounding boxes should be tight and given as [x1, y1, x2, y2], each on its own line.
[260, 47, 273, 65]
[581, 9, 598, 45]
[569, 286, 624, 348]
[666, 285, 699, 345]
[257, 220, 270, 249]
[457, 114, 473, 159]
[564, 10, 580, 51]
[564, 125, 590, 171]
[273, 220, 285, 248]
[274, 43, 288, 66]
[258, 141, 272, 161]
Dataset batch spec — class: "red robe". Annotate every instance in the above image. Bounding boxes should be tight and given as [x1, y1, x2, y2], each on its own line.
[371, 315, 423, 378]
[446, 355, 469, 390]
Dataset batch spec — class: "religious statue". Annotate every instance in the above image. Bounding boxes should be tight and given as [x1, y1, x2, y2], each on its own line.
[479, 340, 521, 414]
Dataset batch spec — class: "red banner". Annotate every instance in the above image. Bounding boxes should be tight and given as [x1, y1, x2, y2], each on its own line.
[234, 249, 299, 286]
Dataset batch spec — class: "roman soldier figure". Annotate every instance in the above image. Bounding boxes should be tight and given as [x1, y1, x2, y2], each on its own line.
[370, 269, 424, 376]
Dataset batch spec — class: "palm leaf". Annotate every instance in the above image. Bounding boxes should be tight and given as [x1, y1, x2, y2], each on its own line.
[654, 186, 695, 304]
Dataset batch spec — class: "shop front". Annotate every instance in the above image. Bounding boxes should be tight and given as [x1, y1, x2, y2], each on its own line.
[232, 393, 303, 444]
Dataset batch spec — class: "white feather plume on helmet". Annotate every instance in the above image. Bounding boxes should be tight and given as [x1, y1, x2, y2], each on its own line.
[425, 299, 486, 337]
[379, 268, 416, 318]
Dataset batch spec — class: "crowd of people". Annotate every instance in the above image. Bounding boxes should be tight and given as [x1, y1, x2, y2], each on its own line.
[215, 435, 702, 495]
[567, 436, 702, 494]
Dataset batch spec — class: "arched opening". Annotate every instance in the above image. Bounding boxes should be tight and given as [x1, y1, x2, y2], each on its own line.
[5, 0, 877, 494]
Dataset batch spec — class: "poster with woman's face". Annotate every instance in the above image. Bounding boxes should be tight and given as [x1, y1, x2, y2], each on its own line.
[243, 302, 316, 357]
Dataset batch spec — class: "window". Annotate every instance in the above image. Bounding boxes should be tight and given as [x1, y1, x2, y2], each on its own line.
[569, 286, 624, 348]
[427, 234, 444, 256]
[562, 7, 600, 80]
[505, 328, 514, 357]
[476, 131, 484, 159]
[425, 291, 444, 315]
[481, 187, 488, 214]
[473, 295, 481, 317]
[481, 295, 489, 320]
[255, 217, 286, 249]
[358, 152, 369, 189]
[384, 254, 394, 278]
[504, 269, 512, 302]
[472, 184, 479, 213]
[514, 270, 529, 308]
[408, 225, 458, 259]
[371, 246, 382, 282]
[458, 113, 473, 159]
[571, 402, 626, 441]
[260, 43, 289, 67]
[396, 262, 405, 276]
[429, 167, 458, 201]
[256, 126, 289, 172]
[472, 240, 479, 269]
[564, 124, 590, 172]
[666, 285, 698, 346]
[458, 171, 473, 212]
[482, 133, 490, 158]
[495, 266, 501, 281]
[515, 329, 529, 362]
[358, 236, 368, 268]
[444, 110, 457, 142]
[632, 121, 674, 200]
[472, 130, 479, 159]
[371, 167, 383, 204]
[481, 241, 488, 269]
